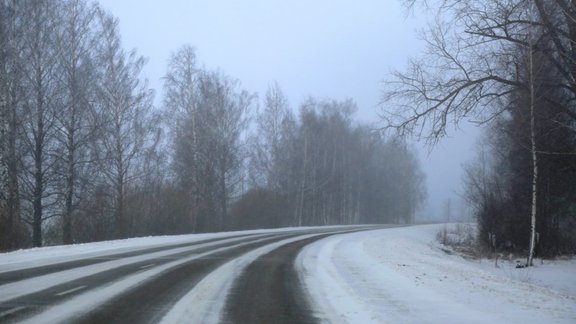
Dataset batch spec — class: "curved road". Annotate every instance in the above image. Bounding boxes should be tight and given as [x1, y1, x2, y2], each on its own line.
[0, 226, 383, 323]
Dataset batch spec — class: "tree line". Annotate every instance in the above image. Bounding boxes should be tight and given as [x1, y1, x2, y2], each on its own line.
[0, 0, 425, 250]
[386, 0, 576, 259]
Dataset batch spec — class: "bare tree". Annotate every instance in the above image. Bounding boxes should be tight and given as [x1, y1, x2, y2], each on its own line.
[18, 0, 61, 247]
[526, 9, 538, 266]
[249, 82, 291, 189]
[196, 71, 253, 231]
[383, 0, 575, 143]
[386, 0, 576, 262]
[54, 0, 100, 244]
[95, 10, 155, 238]
[163, 45, 201, 231]
[165, 51, 253, 232]
[1, 0, 180, 246]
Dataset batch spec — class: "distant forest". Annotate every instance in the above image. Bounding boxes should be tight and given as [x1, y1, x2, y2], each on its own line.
[0, 0, 425, 249]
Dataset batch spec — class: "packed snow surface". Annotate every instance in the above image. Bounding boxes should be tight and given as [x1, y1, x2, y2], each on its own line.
[297, 224, 576, 324]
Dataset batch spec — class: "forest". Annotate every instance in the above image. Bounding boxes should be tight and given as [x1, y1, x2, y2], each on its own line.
[385, 0, 576, 260]
[4, 0, 574, 263]
[0, 0, 425, 249]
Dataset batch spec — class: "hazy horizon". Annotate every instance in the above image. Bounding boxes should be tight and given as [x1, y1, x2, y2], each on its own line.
[98, 0, 481, 221]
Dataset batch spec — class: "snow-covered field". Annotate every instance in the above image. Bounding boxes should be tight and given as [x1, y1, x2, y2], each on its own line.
[297, 224, 576, 323]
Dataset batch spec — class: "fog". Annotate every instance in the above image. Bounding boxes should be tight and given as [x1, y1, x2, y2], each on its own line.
[97, 0, 480, 221]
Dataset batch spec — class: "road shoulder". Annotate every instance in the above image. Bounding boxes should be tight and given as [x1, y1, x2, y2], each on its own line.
[296, 224, 576, 324]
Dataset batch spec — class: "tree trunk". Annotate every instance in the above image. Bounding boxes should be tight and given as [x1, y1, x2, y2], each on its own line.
[295, 135, 308, 226]
[62, 90, 76, 244]
[115, 163, 125, 239]
[33, 154, 43, 247]
[0, 80, 8, 250]
[528, 101, 538, 266]
[32, 81, 44, 248]
[220, 171, 227, 231]
[6, 77, 21, 249]
[63, 133, 75, 244]
[527, 34, 538, 267]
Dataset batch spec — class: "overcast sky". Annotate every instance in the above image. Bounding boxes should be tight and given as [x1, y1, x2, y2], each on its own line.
[97, 0, 481, 220]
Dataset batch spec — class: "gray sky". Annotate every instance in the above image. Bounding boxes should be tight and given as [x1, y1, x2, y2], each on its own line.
[98, 0, 480, 220]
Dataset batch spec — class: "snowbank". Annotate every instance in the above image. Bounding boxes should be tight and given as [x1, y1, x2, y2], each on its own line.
[297, 224, 576, 324]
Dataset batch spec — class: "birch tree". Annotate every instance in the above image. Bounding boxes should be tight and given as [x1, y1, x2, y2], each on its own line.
[163, 45, 201, 231]
[249, 82, 291, 189]
[54, 0, 99, 244]
[18, 0, 61, 247]
[195, 71, 252, 231]
[95, 10, 155, 238]
[526, 15, 538, 266]
[165, 49, 253, 232]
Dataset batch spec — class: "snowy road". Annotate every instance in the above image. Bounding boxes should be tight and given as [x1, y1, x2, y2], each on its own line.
[0, 226, 377, 323]
[1, 224, 574, 324]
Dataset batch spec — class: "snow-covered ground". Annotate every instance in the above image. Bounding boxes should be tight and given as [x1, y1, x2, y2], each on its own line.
[1, 224, 574, 323]
[297, 224, 576, 324]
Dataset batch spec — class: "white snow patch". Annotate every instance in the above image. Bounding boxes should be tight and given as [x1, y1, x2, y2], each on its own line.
[297, 224, 576, 324]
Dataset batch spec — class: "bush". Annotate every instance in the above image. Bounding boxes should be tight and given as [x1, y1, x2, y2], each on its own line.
[228, 188, 290, 230]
